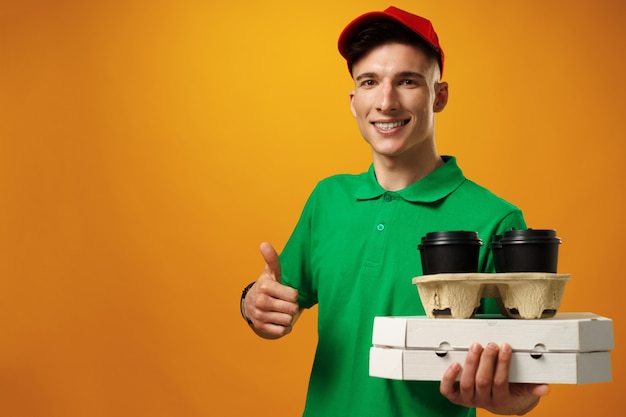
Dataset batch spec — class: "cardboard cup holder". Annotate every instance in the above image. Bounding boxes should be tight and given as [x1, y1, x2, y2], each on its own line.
[412, 272, 571, 319]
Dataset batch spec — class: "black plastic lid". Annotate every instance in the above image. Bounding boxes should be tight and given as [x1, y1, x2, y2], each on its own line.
[419, 231, 483, 246]
[501, 228, 561, 244]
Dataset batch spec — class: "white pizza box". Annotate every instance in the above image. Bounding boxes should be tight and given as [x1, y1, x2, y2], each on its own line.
[372, 312, 614, 353]
[369, 346, 612, 384]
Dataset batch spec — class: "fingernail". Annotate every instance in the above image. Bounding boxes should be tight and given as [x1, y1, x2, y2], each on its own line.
[471, 343, 482, 353]
[449, 362, 461, 372]
[501, 343, 511, 353]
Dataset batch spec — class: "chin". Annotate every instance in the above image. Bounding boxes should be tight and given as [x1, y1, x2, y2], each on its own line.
[372, 141, 408, 155]
[373, 149, 407, 159]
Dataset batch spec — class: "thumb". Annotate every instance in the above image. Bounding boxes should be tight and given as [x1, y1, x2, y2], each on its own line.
[260, 242, 282, 283]
[531, 384, 550, 397]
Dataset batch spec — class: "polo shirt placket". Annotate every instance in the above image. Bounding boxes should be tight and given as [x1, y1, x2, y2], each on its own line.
[361, 191, 399, 279]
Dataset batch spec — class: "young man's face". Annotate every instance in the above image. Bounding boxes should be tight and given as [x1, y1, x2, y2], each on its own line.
[349, 42, 447, 161]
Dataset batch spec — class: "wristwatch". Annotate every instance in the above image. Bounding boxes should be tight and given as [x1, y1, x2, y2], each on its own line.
[240, 281, 256, 325]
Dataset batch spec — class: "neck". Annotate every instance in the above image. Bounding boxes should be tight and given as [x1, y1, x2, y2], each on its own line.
[373, 151, 444, 191]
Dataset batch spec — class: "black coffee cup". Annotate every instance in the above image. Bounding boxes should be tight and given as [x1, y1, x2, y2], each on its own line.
[498, 228, 561, 273]
[418, 231, 483, 275]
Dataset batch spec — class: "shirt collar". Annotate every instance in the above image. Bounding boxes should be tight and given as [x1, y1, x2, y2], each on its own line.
[354, 156, 466, 203]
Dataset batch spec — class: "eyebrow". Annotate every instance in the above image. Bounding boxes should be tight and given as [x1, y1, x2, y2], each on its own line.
[354, 71, 427, 82]
[355, 72, 377, 82]
[397, 71, 427, 80]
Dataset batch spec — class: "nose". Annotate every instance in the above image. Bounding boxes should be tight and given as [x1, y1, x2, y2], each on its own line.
[376, 82, 399, 113]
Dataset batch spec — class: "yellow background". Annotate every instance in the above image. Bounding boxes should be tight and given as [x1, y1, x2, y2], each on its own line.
[1, 0, 624, 416]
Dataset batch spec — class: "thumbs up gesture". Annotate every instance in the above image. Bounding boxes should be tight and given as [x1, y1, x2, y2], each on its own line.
[260, 241, 283, 283]
[242, 242, 301, 339]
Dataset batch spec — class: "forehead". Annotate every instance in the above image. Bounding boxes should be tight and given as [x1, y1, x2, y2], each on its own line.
[351, 42, 436, 79]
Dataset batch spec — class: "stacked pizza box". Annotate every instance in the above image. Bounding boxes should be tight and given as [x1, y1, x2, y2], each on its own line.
[369, 273, 614, 384]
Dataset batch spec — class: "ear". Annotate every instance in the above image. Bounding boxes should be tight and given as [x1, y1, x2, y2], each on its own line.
[433, 82, 449, 113]
[349, 90, 357, 117]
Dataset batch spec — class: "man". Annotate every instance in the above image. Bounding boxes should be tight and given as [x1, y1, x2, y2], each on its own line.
[240, 6, 549, 416]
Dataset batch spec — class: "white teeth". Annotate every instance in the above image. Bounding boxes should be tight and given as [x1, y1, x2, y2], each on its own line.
[374, 121, 406, 130]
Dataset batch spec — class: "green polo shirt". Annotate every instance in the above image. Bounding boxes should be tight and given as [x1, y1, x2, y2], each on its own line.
[279, 156, 526, 417]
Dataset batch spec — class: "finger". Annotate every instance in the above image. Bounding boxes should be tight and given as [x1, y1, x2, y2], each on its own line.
[508, 383, 550, 401]
[490, 343, 513, 398]
[474, 343, 498, 404]
[255, 310, 296, 327]
[440, 362, 462, 399]
[256, 284, 299, 312]
[260, 242, 282, 282]
[457, 343, 483, 403]
[255, 320, 293, 338]
[531, 384, 550, 397]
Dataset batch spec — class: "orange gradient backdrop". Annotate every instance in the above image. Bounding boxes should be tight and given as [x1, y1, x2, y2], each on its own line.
[0, 0, 624, 416]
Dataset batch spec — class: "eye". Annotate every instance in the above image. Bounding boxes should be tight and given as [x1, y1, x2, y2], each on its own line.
[359, 79, 377, 88]
[399, 79, 418, 87]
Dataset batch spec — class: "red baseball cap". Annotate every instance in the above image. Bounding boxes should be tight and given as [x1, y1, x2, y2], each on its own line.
[337, 6, 444, 76]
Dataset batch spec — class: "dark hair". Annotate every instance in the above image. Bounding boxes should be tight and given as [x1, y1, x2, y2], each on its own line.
[345, 20, 441, 75]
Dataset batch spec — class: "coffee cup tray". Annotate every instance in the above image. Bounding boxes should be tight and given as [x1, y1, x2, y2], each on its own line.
[412, 272, 571, 319]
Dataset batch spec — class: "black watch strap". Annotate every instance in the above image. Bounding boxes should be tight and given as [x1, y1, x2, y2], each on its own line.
[240, 281, 256, 325]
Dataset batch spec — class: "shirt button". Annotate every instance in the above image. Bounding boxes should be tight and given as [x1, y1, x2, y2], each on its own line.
[384, 194, 392, 202]
[376, 224, 385, 231]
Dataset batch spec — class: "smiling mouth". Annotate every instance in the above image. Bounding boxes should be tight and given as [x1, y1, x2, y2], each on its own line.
[373, 120, 409, 131]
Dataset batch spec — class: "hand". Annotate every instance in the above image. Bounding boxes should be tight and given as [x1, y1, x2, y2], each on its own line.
[243, 242, 300, 339]
[440, 343, 550, 415]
